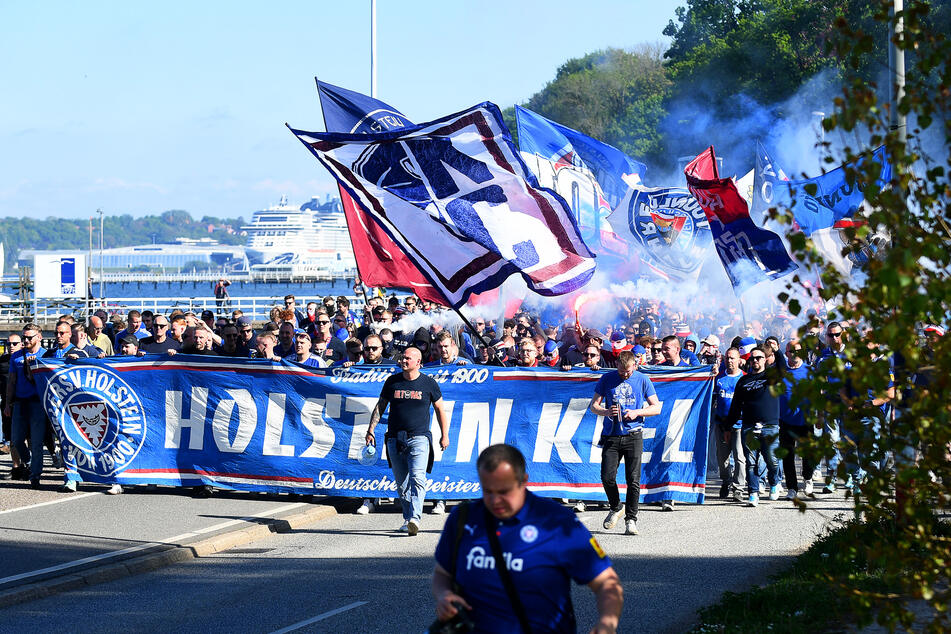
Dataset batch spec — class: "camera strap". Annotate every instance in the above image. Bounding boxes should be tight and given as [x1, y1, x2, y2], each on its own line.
[483, 507, 533, 634]
[449, 502, 471, 595]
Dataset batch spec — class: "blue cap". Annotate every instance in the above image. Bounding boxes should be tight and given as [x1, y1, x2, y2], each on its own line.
[633, 344, 646, 355]
[335, 327, 349, 340]
[543, 340, 558, 355]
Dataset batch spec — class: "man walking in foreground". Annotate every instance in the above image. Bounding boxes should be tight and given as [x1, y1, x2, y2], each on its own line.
[588, 350, 662, 535]
[432, 444, 623, 633]
[366, 347, 449, 536]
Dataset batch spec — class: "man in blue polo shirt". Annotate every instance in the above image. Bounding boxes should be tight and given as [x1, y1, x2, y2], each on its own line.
[588, 350, 662, 534]
[4, 324, 47, 488]
[432, 444, 623, 633]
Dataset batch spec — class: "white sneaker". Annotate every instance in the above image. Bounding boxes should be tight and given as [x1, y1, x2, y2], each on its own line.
[812, 468, 823, 482]
[733, 488, 745, 503]
[768, 485, 780, 501]
[572, 500, 586, 513]
[625, 519, 638, 535]
[106, 484, 123, 495]
[661, 500, 674, 512]
[758, 482, 766, 494]
[786, 489, 798, 501]
[746, 493, 759, 507]
[61, 480, 77, 492]
[603, 509, 624, 530]
[430, 500, 446, 515]
[398, 521, 410, 533]
[356, 499, 375, 515]
[804, 480, 814, 496]
[407, 519, 419, 536]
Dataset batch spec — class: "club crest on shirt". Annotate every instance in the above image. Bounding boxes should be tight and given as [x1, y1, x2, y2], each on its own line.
[520, 524, 539, 543]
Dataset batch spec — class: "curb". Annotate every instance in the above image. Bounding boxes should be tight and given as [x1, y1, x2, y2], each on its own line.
[0, 504, 337, 609]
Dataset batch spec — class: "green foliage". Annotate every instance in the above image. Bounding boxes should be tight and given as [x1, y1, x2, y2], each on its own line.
[693, 515, 951, 632]
[0, 211, 246, 273]
[768, 0, 951, 628]
[518, 46, 671, 166]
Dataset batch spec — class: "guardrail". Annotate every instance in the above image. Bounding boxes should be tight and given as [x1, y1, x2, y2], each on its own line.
[0, 295, 369, 327]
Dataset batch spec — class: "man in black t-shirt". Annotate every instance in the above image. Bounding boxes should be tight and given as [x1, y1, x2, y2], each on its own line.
[366, 346, 449, 536]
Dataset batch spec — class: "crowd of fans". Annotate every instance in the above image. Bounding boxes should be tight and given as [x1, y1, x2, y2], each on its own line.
[0, 285, 905, 515]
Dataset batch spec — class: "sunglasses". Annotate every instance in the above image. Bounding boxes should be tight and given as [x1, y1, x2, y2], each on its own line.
[584, 353, 599, 358]
[241, 328, 252, 333]
[23, 335, 37, 341]
[828, 331, 843, 338]
[366, 345, 382, 351]
[652, 348, 663, 353]
[750, 355, 766, 361]
[8, 341, 22, 346]
[317, 320, 330, 325]
[155, 323, 169, 328]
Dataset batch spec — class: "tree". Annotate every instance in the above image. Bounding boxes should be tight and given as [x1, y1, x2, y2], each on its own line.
[775, 1, 951, 628]
[513, 46, 671, 166]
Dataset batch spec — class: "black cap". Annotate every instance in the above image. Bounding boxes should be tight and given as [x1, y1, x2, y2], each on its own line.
[201, 310, 215, 319]
[119, 334, 139, 347]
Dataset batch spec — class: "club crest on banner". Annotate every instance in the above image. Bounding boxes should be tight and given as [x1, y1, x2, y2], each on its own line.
[41, 365, 147, 477]
[621, 187, 712, 279]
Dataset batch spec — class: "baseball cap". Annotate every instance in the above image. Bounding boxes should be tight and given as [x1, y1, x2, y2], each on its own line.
[236, 316, 252, 327]
[633, 344, 647, 355]
[119, 334, 139, 347]
[700, 334, 721, 348]
[201, 310, 215, 320]
[543, 340, 559, 356]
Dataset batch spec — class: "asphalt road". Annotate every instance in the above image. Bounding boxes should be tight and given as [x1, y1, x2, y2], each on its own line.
[0, 479, 856, 633]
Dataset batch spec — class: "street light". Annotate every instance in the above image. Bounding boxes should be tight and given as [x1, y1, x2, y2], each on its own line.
[97, 208, 104, 300]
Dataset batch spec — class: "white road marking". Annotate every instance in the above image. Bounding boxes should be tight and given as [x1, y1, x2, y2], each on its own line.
[0, 492, 100, 515]
[0, 502, 307, 586]
[269, 602, 369, 634]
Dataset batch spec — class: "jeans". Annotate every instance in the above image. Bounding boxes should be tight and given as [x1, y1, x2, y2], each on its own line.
[729, 427, 746, 492]
[780, 423, 815, 492]
[386, 435, 430, 522]
[816, 417, 842, 476]
[711, 420, 733, 485]
[743, 425, 780, 493]
[600, 433, 643, 521]
[12, 398, 47, 480]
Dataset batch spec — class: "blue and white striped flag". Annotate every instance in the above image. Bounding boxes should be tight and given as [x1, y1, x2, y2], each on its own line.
[290, 102, 596, 308]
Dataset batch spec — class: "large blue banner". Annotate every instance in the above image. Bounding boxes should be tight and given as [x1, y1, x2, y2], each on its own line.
[35, 356, 713, 504]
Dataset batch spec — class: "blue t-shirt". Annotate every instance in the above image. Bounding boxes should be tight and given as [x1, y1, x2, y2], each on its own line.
[594, 370, 656, 436]
[434, 493, 611, 634]
[10, 349, 40, 399]
[715, 372, 743, 428]
[780, 364, 811, 427]
[681, 350, 701, 366]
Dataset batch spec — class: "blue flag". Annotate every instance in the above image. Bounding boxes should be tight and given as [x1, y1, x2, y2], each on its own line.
[764, 145, 891, 236]
[316, 79, 413, 133]
[515, 106, 645, 209]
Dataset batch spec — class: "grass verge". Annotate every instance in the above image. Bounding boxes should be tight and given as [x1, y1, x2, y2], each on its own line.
[689, 514, 950, 633]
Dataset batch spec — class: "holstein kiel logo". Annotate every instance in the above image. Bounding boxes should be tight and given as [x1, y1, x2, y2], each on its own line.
[626, 187, 712, 278]
[69, 402, 108, 448]
[42, 365, 147, 478]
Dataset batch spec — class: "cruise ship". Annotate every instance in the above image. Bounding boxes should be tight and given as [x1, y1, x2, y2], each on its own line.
[242, 195, 356, 276]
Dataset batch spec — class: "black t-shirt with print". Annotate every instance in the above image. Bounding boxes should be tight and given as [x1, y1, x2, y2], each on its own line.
[381, 372, 442, 438]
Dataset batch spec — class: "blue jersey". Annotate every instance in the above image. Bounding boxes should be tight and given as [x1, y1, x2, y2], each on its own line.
[10, 349, 40, 399]
[435, 493, 611, 633]
[780, 364, 810, 427]
[594, 370, 656, 436]
[681, 350, 701, 366]
[715, 372, 743, 428]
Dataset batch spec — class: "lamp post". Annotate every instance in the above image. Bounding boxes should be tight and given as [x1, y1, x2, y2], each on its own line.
[97, 208, 104, 300]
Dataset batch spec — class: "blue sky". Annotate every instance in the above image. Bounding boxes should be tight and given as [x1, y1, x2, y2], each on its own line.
[1, 2, 681, 220]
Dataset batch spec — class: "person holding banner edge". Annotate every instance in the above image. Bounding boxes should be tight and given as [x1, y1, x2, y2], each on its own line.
[588, 350, 662, 535]
[367, 346, 450, 536]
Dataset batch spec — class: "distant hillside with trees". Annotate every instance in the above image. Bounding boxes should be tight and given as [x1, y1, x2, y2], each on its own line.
[0, 210, 246, 273]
